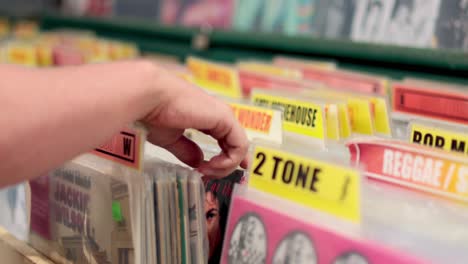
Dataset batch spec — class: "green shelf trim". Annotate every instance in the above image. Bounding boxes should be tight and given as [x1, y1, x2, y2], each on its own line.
[39, 14, 468, 85]
[211, 30, 468, 71]
[41, 14, 194, 42]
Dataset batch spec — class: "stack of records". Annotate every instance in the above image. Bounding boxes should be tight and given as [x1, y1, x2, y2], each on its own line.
[29, 126, 209, 264]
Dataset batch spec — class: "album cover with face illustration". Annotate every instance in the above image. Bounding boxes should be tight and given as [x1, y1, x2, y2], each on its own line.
[202, 169, 246, 264]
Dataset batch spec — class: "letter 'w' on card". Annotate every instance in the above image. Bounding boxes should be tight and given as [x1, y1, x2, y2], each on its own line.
[91, 126, 146, 171]
[248, 145, 361, 222]
[347, 139, 468, 204]
[186, 56, 242, 99]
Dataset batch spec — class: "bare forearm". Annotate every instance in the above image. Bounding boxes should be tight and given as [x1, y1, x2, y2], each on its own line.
[0, 60, 160, 186]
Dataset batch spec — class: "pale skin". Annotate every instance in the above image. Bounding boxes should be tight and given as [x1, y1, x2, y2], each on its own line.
[0, 60, 249, 188]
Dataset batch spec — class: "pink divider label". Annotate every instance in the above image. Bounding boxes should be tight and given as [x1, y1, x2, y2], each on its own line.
[30, 175, 51, 239]
[91, 129, 142, 170]
[393, 84, 468, 125]
[348, 140, 468, 203]
[238, 70, 305, 96]
[222, 196, 427, 264]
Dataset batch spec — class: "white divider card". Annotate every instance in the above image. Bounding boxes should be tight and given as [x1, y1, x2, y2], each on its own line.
[221, 185, 427, 264]
[248, 145, 361, 222]
[408, 120, 468, 156]
[362, 174, 468, 264]
[229, 102, 283, 145]
[347, 139, 468, 204]
[250, 89, 327, 147]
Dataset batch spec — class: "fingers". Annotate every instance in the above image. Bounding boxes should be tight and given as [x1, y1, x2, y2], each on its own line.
[240, 157, 249, 169]
[196, 110, 249, 177]
[145, 71, 249, 177]
[162, 135, 204, 168]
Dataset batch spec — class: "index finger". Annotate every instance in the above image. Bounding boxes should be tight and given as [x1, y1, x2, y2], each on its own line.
[150, 72, 249, 176]
[196, 106, 249, 177]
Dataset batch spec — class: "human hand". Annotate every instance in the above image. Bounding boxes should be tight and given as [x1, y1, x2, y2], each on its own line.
[141, 64, 249, 177]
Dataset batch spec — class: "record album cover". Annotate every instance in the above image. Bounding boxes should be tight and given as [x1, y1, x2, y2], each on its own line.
[351, 0, 395, 43]
[222, 191, 427, 264]
[435, 0, 468, 51]
[314, 0, 356, 39]
[233, 0, 320, 35]
[202, 169, 246, 264]
[380, 0, 441, 48]
[160, 0, 234, 28]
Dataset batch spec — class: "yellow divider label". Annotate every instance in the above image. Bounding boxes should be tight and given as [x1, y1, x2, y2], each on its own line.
[347, 98, 374, 135]
[187, 57, 242, 99]
[251, 91, 325, 140]
[370, 97, 391, 135]
[7, 44, 37, 66]
[410, 123, 468, 155]
[304, 90, 375, 136]
[337, 102, 352, 139]
[249, 146, 361, 222]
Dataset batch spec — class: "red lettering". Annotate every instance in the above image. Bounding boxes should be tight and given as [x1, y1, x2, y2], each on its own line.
[208, 70, 231, 87]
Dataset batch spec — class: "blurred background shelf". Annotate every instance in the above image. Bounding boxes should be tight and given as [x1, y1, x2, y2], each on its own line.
[40, 14, 468, 85]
